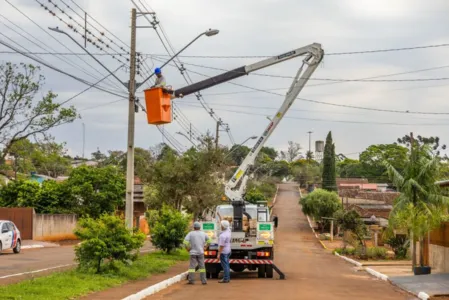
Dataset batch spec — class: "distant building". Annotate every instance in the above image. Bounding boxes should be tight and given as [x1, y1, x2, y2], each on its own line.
[71, 160, 99, 168]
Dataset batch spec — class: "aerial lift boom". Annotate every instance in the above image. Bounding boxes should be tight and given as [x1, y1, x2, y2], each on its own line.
[167, 43, 324, 231]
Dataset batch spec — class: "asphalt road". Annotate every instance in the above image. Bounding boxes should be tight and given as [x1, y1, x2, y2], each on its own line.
[146, 183, 416, 300]
[0, 240, 154, 285]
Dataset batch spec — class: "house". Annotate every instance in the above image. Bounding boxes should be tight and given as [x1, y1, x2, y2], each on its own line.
[339, 183, 378, 191]
[377, 183, 389, 192]
[425, 179, 449, 273]
[71, 160, 99, 168]
[347, 203, 392, 227]
[29, 173, 56, 184]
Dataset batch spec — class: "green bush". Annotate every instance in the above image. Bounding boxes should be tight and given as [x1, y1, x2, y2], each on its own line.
[74, 214, 146, 273]
[385, 235, 409, 259]
[300, 189, 341, 228]
[366, 247, 387, 259]
[147, 205, 190, 253]
[333, 247, 356, 256]
[245, 188, 266, 203]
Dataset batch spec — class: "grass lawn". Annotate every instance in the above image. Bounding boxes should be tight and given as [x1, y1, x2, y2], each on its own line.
[0, 250, 189, 300]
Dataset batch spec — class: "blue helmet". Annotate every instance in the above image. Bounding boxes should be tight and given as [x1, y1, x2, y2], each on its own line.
[155, 67, 161, 74]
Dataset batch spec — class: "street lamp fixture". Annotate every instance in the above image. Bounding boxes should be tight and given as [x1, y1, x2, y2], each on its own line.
[136, 28, 220, 88]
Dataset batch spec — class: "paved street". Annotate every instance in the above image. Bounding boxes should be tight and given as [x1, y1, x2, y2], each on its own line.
[147, 183, 416, 300]
[0, 240, 154, 285]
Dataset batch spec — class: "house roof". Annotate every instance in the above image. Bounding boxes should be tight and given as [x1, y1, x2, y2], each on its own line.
[339, 183, 378, 190]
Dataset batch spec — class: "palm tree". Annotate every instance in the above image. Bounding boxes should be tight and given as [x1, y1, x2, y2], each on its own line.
[385, 142, 448, 271]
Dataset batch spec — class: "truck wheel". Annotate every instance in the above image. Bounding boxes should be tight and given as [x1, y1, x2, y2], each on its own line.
[257, 265, 266, 278]
[266, 265, 274, 278]
[212, 271, 219, 279]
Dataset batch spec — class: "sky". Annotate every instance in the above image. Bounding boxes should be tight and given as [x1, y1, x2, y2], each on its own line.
[1, 0, 449, 159]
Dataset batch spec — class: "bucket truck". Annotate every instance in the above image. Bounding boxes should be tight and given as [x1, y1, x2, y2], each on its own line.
[149, 42, 324, 279]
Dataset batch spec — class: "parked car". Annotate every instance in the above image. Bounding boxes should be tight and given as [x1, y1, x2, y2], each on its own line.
[0, 220, 21, 254]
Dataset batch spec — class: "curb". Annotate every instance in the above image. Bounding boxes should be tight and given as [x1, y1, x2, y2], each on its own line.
[122, 272, 188, 300]
[417, 292, 430, 300]
[22, 245, 45, 249]
[334, 252, 363, 267]
[365, 267, 388, 281]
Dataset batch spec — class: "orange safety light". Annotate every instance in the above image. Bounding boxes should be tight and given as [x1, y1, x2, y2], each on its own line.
[144, 87, 172, 125]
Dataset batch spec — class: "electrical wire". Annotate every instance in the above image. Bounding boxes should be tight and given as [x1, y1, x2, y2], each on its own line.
[0, 38, 129, 99]
[3, 0, 126, 93]
[177, 102, 449, 126]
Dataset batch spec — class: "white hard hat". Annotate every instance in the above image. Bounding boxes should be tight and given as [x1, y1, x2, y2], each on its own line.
[221, 220, 230, 229]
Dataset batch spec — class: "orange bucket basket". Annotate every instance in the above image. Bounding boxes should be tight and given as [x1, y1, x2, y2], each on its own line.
[144, 87, 172, 124]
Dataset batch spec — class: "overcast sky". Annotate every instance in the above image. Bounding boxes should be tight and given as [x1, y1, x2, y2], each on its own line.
[2, 0, 449, 159]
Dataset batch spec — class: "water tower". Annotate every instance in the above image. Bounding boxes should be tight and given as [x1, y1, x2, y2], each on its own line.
[315, 140, 324, 162]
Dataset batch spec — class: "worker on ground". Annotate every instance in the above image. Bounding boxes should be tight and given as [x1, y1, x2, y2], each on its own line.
[217, 220, 231, 283]
[184, 221, 210, 285]
[272, 214, 279, 231]
[151, 67, 166, 88]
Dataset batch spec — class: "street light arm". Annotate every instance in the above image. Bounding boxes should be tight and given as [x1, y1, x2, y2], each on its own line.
[48, 27, 127, 88]
[136, 29, 219, 89]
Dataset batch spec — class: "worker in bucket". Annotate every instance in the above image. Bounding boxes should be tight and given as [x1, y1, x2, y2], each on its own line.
[151, 67, 166, 88]
[217, 220, 232, 283]
[184, 221, 211, 285]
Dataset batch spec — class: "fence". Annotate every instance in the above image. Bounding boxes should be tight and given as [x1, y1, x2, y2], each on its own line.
[0, 208, 34, 239]
[33, 214, 78, 241]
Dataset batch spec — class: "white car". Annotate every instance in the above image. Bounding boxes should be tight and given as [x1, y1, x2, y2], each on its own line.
[0, 220, 21, 254]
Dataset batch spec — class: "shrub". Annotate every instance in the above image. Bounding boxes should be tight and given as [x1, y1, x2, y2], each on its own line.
[300, 189, 341, 229]
[385, 235, 409, 259]
[333, 247, 356, 256]
[245, 188, 266, 203]
[147, 205, 190, 253]
[334, 209, 368, 258]
[366, 247, 387, 259]
[74, 214, 146, 273]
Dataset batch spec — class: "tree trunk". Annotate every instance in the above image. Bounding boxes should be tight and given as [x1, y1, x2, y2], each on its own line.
[411, 232, 416, 271]
[419, 237, 424, 267]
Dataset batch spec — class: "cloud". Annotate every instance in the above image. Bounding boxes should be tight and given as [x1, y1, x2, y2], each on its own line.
[1, 0, 449, 159]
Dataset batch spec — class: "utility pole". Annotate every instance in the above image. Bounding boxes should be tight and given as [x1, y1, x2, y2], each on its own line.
[307, 131, 313, 161]
[125, 8, 137, 230]
[215, 120, 220, 148]
[82, 123, 85, 159]
[189, 123, 192, 141]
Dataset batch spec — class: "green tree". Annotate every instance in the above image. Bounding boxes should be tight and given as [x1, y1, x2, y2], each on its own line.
[36, 180, 73, 213]
[74, 214, 145, 273]
[146, 205, 190, 253]
[385, 142, 449, 270]
[66, 165, 126, 218]
[359, 144, 408, 182]
[397, 134, 447, 158]
[322, 131, 337, 192]
[0, 63, 77, 161]
[337, 158, 365, 178]
[228, 145, 250, 165]
[334, 209, 368, 256]
[0, 180, 40, 207]
[300, 188, 341, 229]
[260, 146, 278, 160]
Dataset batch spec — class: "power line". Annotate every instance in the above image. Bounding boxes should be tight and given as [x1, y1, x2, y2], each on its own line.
[0, 38, 128, 99]
[3, 0, 126, 93]
[177, 102, 449, 126]
[2, 41, 449, 58]
[184, 68, 449, 116]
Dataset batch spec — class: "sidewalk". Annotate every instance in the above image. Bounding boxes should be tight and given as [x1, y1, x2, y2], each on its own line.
[22, 240, 60, 249]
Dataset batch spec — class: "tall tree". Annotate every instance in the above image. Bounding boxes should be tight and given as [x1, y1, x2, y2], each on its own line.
[397, 134, 447, 158]
[280, 141, 302, 162]
[322, 131, 337, 191]
[0, 63, 77, 161]
[385, 141, 449, 270]
[359, 144, 408, 182]
[260, 146, 278, 160]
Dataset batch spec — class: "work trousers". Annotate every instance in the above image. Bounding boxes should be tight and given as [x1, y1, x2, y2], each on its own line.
[188, 254, 206, 284]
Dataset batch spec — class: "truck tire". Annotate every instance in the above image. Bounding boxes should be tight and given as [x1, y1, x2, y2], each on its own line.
[257, 265, 266, 278]
[266, 265, 273, 278]
[212, 271, 220, 279]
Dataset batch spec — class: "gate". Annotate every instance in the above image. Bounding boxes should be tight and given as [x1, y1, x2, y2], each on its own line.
[0, 208, 34, 239]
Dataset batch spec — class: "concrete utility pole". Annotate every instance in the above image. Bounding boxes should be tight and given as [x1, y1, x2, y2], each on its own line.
[125, 8, 137, 230]
[215, 120, 220, 148]
[307, 131, 313, 160]
[82, 123, 85, 159]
